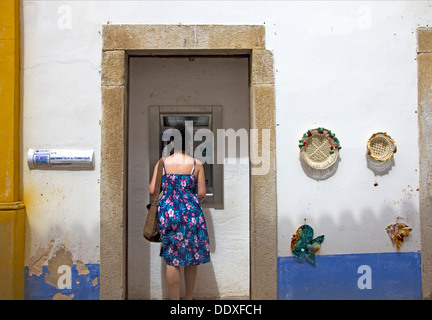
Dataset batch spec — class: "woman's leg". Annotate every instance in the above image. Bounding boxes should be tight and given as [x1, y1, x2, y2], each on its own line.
[166, 265, 181, 300]
[184, 266, 198, 300]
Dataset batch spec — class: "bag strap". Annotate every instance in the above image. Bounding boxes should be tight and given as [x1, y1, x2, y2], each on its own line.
[150, 158, 164, 205]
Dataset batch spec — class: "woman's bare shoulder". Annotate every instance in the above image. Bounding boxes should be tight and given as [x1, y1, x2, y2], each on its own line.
[164, 154, 195, 165]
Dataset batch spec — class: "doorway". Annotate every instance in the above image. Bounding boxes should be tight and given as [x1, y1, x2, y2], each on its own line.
[100, 24, 277, 300]
[127, 56, 250, 299]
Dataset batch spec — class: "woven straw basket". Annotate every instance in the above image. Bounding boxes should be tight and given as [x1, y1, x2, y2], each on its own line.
[367, 132, 397, 162]
[299, 128, 341, 170]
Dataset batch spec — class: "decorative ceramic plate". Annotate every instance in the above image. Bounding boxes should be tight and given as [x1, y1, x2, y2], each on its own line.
[299, 127, 341, 170]
[367, 132, 397, 161]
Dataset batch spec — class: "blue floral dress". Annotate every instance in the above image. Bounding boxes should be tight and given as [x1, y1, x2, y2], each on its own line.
[158, 160, 211, 266]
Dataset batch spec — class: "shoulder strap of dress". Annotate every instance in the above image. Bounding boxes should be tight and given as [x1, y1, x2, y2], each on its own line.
[190, 158, 196, 175]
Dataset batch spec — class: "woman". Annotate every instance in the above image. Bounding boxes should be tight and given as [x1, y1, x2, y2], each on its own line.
[149, 125, 210, 300]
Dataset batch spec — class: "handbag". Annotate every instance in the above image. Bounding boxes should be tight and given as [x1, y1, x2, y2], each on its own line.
[143, 158, 164, 242]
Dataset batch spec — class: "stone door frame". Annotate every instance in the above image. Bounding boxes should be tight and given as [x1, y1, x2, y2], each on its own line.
[417, 27, 432, 300]
[100, 25, 278, 300]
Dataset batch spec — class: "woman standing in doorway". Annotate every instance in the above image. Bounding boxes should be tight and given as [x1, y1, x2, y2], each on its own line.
[149, 125, 210, 300]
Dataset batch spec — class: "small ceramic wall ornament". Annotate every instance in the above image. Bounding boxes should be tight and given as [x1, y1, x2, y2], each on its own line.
[291, 223, 324, 265]
[386, 218, 411, 250]
[299, 128, 341, 170]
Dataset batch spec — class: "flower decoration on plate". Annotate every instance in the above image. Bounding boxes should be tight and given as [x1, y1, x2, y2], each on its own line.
[298, 127, 341, 170]
[367, 132, 397, 162]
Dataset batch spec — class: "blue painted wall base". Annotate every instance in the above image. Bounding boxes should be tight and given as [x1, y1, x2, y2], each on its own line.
[25, 264, 100, 300]
[278, 252, 421, 300]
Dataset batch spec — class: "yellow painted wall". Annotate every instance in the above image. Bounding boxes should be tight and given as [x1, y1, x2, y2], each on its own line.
[0, 0, 25, 300]
[0, 206, 25, 299]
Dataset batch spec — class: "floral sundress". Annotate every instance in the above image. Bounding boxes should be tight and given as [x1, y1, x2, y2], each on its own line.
[158, 160, 211, 266]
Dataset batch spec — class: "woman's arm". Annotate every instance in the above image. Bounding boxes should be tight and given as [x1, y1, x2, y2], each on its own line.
[148, 161, 160, 196]
[195, 160, 206, 200]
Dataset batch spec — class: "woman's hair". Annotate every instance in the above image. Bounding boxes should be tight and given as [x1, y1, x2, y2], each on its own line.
[170, 123, 191, 153]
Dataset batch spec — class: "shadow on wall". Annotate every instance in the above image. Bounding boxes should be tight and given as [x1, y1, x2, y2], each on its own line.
[300, 155, 396, 181]
[300, 155, 341, 181]
[366, 155, 396, 176]
[278, 190, 421, 299]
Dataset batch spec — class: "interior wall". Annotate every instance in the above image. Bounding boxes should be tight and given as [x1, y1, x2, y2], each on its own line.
[128, 56, 250, 299]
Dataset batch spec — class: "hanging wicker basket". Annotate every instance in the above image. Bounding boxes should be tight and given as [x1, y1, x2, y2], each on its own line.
[367, 132, 397, 162]
[299, 127, 341, 170]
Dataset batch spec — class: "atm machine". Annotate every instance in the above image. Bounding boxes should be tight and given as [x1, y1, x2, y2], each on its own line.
[149, 105, 223, 208]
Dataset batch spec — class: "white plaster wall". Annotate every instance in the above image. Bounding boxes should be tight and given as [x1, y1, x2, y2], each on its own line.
[273, 1, 431, 256]
[128, 57, 250, 299]
[22, 1, 103, 265]
[21, 0, 432, 293]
